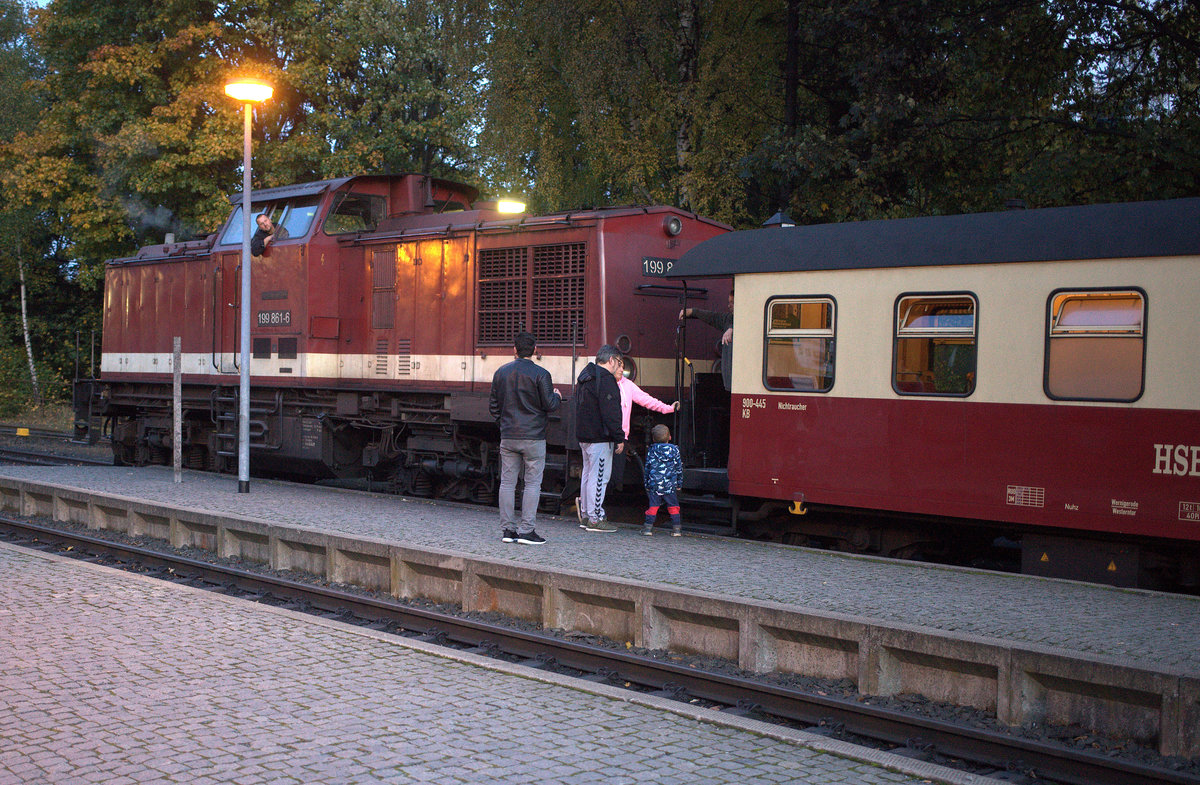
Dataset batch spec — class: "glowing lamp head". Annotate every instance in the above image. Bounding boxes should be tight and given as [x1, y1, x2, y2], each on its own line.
[224, 78, 273, 103]
[496, 199, 526, 214]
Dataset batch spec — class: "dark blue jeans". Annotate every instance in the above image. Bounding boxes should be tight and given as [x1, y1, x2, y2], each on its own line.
[644, 490, 681, 529]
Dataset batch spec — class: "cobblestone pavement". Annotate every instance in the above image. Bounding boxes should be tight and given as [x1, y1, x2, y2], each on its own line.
[3, 464, 1198, 675]
[0, 544, 980, 785]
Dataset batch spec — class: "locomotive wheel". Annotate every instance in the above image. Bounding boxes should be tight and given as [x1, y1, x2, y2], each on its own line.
[111, 442, 132, 466]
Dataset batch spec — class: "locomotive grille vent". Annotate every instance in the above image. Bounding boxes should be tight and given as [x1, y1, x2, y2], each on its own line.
[479, 246, 526, 279]
[478, 243, 584, 345]
[375, 339, 389, 376]
[396, 339, 412, 376]
[372, 249, 396, 330]
[532, 243, 586, 277]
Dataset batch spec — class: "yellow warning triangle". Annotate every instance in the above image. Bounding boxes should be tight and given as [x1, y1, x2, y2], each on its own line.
[1107, 560, 1117, 572]
[1040, 552, 1049, 562]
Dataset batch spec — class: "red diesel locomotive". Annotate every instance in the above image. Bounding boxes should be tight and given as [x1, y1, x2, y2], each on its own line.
[669, 197, 1200, 588]
[76, 173, 731, 507]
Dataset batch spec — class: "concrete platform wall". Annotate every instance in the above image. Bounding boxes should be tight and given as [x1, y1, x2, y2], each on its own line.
[2, 478, 1195, 759]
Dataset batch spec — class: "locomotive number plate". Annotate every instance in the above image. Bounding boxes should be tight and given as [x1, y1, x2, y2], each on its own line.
[641, 256, 676, 277]
[257, 310, 292, 327]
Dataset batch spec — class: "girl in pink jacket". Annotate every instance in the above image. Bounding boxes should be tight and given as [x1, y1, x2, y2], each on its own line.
[616, 359, 679, 440]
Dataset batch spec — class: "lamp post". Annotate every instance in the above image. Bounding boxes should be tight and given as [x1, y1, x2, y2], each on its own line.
[224, 77, 273, 493]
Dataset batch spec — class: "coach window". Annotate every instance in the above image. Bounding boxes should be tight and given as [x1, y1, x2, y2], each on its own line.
[893, 294, 976, 395]
[324, 192, 386, 235]
[1045, 289, 1145, 401]
[763, 297, 835, 392]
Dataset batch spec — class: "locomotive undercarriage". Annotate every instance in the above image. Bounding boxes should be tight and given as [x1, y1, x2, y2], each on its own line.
[79, 381, 571, 513]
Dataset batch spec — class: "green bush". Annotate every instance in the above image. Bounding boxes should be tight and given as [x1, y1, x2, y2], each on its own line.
[0, 343, 69, 418]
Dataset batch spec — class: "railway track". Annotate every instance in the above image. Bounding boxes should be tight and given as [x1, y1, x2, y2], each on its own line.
[1, 514, 1193, 785]
[0, 446, 111, 467]
[0, 425, 81, 440]
[0, 426, 111, 467]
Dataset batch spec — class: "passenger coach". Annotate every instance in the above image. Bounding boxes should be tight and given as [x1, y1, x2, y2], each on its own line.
[671, 198, 1200, 588]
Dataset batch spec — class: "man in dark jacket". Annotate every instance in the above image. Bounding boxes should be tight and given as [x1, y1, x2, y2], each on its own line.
[489, 332, 561, 544]
[680, 284, 733, 390]
[574, 344, 624, 532]
[250, 213, 289, 258]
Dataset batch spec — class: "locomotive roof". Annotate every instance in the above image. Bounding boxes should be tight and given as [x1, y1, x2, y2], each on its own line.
[669, 197, 1200, 277]
[228, 173, 481, 204]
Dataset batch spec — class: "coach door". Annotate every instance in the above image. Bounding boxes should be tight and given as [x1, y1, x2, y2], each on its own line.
[213, 251, 241, 374]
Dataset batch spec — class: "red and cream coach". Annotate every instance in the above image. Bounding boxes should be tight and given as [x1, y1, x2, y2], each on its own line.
[670, 197, 1200, 589]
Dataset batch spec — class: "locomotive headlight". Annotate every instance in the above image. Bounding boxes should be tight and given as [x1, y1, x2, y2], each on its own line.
[663, 216, 683, 236]
[497, 199, 526, 214]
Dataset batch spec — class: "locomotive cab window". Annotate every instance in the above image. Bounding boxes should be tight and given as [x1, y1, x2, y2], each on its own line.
[324, 192, 386, 235]
[893, 294, 977, 396]
[220, 203, 268, 246]
[220, 198, 318, 246]
[278, 198, 318, 238]
[763, 297, 835, 392]
[1045, 289, 1145, 402]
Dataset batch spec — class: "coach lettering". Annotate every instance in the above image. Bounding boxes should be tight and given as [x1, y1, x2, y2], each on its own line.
[1153, 443, 1200, 477]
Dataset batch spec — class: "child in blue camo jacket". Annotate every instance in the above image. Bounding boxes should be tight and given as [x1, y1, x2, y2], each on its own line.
[642, 424, 683, 536]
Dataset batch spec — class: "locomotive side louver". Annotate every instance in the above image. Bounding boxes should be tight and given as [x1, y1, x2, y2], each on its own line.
[478, 243, 584, 345]
[396, 339, 412, 376]
[375, 339, 388, 376]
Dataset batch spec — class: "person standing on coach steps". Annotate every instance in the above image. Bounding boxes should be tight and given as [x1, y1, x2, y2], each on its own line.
[575, 345, 625, 533]
[490, 332, 561, 545]
[680, 284, 733, 391]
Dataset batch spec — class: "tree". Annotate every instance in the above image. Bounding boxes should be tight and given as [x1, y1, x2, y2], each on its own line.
[2, 0, 494, 291]
[284, 0, 487, 181]
[2, 0, 248, 285]
[480, 0, 750, 214]
[0, 0, 50, 407]
[740, 0, 1200, 223]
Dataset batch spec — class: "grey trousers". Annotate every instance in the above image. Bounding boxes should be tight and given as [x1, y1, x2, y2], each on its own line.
[499, 439, 546, 534]
[579, 441, 614, 522]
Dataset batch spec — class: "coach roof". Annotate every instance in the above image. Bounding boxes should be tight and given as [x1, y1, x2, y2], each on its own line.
[670, 197, 1200, 278]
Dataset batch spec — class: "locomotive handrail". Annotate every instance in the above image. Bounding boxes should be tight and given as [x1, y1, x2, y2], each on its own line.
[635, 283, 709, 298]
[211, 264, 220, 371]
[231, 260, 241, 372]
[345, 216, 581, 246]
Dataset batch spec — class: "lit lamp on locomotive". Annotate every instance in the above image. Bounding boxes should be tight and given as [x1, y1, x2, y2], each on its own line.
[223, 76, 273, 493]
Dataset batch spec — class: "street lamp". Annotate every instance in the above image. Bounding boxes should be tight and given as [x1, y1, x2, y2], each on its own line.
[224, 77, 273, 493]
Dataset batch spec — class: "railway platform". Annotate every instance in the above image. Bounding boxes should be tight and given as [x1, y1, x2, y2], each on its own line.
[1, 464, 1198, 761]
[1, 541, 978, 784]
